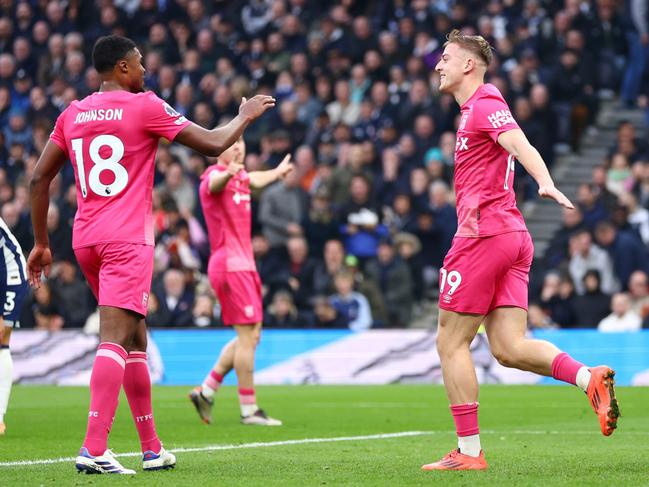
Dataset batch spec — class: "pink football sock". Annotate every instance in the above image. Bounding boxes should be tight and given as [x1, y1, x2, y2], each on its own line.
[82, 342, 128, 456]
[123, 351, 162, 454]
[238, 388, 256, 405]
[551, 352, 585, 386]
[203, 370, 224, 391]
[450, 402, 480, 437]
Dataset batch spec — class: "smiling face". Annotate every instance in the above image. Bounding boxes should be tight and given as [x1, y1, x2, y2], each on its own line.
[435, 42, 469, 94]
[435, 43, 475, 94]
[435, 32, 492, 97]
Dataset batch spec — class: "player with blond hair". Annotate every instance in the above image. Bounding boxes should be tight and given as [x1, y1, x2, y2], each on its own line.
[421, 30, 619, 471]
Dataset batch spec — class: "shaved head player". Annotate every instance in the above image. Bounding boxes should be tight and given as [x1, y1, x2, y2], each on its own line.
[421, 30, 619, 471]
[27, 35, 275, 475]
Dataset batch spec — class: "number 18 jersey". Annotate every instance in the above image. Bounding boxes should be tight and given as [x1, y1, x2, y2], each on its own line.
[49, 90, 192, 248]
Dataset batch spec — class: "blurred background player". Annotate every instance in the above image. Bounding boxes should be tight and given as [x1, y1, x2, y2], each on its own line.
[0, 218, 29, 436]
[27, 35, 275, 474]
[422, 31, 620, 472]
[189, 138, 293, 426]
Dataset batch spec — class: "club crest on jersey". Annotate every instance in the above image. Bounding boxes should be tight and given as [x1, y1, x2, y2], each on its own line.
[487, 109, 515, 128]
[232, 192, 251, 205]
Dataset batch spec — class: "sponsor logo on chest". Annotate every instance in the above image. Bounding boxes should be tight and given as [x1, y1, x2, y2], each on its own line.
[232, 192, 251, 205]
[455, 137, 469, 152]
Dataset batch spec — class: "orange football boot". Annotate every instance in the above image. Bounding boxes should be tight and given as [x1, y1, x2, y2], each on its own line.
[586, 366, 620, 436]
[421, 449, 488, 471]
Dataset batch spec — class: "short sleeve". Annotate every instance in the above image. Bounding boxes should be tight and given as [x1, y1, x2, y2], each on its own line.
[49, 109, 69, 156]
[141, 92, 192, 141]
[472, 95, 519, 142]
[199, 166, 226, 197]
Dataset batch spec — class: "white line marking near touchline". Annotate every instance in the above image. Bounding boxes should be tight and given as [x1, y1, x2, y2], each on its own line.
[0, 431, 432, 467]
[0, 429, 642, 468]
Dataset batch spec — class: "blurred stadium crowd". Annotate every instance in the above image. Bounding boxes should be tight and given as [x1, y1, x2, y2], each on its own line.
[2, 0, 649, 331]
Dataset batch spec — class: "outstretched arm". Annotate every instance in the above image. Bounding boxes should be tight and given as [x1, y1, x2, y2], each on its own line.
[498, 129, 574, 209]
[175, 95, 275, 157]
[28, 141, 67, 287]
[208, 161, 244, 194]
[248, 154, 294, 189]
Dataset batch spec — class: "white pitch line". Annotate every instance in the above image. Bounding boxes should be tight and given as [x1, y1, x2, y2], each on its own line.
[0, 431, 431, 467]
[1, 429, 645, 468]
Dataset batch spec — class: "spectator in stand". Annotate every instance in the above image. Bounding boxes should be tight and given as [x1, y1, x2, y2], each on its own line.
[278, 236, 317, 311]
[252, 233, 283, 297]
[387, 193, 418, 234]
[51, 259, 94, 328]
[539, 272, 578, 328]
[620, 0, 649, 108]
[31, 281, 64, 331]
[365, 237, 413, 327]
[594, 220, 649, 291]
[264, 290, 305, 328]
[394, 232, 425, 304]
[598, 293, 642, 332]
[153, 269, 195, 327]
[569, 229, 619, 295]
[528, 84, 557, 166]
[46, 202, 74, 263]
[628, 270, 649, 322]
[313, 238, 346, 296]
[326, 78, 360, 126]
[157, 161, 197, 214]
[192, 295, 219, 328]
[146, 293, 167, 327]
[576, 183, 608, 231]
[311, 295, 348, 329]
[574, 270, 612, 328]
[544, 207, 585, 268]
[330, 268, 372, 332]
[620, 191, 649, 245]
[328, 144, 372, 207]
[427, 180, 457, 269]
[302, 187, 338, 259]
[258, 161, 308, 249]
[1, 201, 32, 255]
[592, 165, 621, 214]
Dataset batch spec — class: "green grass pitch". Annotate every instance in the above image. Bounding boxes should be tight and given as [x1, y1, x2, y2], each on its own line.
[0, 385, 647, 486]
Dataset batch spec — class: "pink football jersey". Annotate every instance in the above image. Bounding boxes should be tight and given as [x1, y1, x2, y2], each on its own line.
[49, 90, 191, 248]
[453, 83, 528, 237]
[199, 165, 256, 272]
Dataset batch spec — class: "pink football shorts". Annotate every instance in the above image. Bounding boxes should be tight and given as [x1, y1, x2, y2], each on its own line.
[75, 243, 154, 317]
[208, 270, 263, 326]
[438, 230, 533, 315]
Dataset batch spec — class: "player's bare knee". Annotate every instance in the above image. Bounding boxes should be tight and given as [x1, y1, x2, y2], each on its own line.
[491, 346, 520, 368]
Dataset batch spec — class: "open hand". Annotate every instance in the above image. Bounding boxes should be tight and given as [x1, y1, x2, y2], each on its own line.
[239, 95, 276, 121]
[538, 186, 575, 209]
